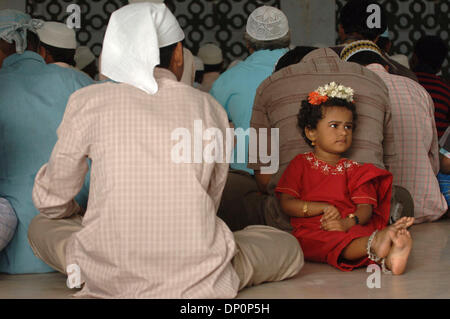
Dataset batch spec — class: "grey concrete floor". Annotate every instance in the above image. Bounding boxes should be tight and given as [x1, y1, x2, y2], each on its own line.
[1, 219, 449, 299]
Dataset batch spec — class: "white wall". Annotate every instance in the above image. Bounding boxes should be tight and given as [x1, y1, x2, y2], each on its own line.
[281, 0, 336, 47]
[0, 0, 26, 11]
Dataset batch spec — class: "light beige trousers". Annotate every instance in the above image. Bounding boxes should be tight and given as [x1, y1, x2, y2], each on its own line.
[28, 213, 304, 291]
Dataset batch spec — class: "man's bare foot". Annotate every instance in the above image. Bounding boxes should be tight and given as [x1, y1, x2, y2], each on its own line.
[370, 225, 397, 259]
[385, 228, 412, 275]
[393, 217, 415, 229]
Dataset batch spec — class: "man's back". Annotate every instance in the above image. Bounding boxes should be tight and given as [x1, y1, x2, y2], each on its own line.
[248, 48, 394, 230]
[210, 48, 288, 174]
[45, 68, 239, 298]
[0, 51, 92, 274]
[367, 64, 447, 223]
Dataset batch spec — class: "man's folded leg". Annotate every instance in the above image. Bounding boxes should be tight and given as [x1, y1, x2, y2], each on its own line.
[232, 225, 304, 290]
[27, 213, 83, 274]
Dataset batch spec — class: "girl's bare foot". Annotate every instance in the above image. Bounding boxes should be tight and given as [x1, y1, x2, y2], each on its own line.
[385, 229, 413, 275]
[370, 225, 397, 259]
[393, 217, 415, 229]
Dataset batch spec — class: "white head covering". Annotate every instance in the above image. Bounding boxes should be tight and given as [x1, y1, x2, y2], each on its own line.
[197, 43, 223, 65]
[37, 21, 76, 49]
[75, 46, 96, 69]
[0, 9, 44, 54]
[246, 6, 289, 41]
[101, 3, 184, 94]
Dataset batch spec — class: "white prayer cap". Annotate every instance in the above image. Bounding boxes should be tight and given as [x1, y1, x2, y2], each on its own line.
[194, 56, 204, 71]
[246, 6, 289, 41]
[197, 43, 223, 65]
[37, 21, 76, 49]
[75, 46, 95, 70]
[101, 3, 185, 94]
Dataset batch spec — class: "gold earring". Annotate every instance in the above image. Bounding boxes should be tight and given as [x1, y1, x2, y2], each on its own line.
[311, 141, 315, 146]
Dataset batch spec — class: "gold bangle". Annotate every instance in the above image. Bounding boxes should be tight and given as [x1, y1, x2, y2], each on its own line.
[303, 201, 308, 217]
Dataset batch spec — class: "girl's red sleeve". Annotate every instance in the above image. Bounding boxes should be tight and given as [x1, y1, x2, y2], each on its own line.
[350, 180, 378, 208]
[275, 154, 304, 199]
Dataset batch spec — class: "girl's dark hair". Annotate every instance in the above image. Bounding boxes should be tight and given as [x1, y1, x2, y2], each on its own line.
[297, 97, 357, 147]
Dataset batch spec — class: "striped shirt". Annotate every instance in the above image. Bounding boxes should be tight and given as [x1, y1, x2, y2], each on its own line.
[32, 68, 240, 298]
[368, 64, 447, 223]
[415, 72, 450, 138]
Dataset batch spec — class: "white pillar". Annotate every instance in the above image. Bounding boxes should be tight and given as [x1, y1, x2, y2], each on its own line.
[281, 0, 336, 47]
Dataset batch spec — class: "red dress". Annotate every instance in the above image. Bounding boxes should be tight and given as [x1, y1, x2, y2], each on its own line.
[275, 152, 393, 271]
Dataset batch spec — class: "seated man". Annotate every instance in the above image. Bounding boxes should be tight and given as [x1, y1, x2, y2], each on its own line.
[0, 10, 93, 274]
[218, 48, 397, 232]
[344, 41, 448, 223]
[28, 3, 303, 298]
[210, 5, 291, 175]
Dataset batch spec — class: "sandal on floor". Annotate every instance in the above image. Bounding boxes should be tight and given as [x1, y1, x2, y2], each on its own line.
[389, 185, 414, 225]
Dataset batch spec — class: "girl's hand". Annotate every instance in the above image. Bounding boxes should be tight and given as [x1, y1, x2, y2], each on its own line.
[321, 218, 352, 232]
[320, 205, 341, 223]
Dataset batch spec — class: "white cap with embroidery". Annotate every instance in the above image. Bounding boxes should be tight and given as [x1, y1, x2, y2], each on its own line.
[246, 6, 289, 41]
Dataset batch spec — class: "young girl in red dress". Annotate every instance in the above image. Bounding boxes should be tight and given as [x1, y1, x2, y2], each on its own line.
[276, 82, 414, 275]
